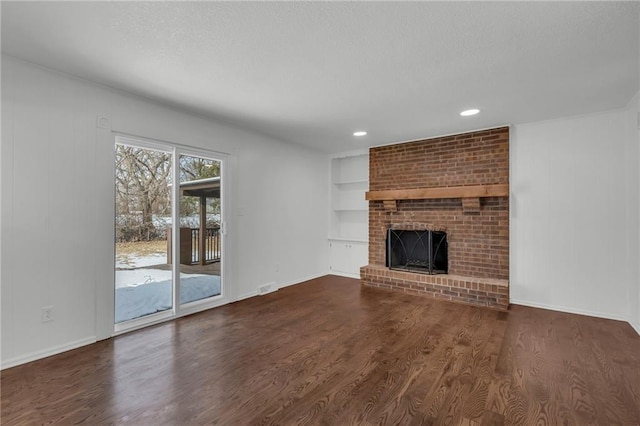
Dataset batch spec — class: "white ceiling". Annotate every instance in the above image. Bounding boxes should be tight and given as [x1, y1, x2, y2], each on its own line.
[2, 1, 638, 153]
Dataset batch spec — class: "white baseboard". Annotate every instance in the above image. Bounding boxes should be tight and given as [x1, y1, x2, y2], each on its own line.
[278, 272, 328, 289]
[1, 336, 96, 370]
[508, 299, 640, 337]
[328, 271, 361, 279]
[510, 298, 630, 323]
[234, 272, 329, 303]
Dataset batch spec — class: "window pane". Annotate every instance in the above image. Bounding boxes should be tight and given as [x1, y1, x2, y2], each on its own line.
[115, 144, 173, 323]
[178, 155, 222, 305]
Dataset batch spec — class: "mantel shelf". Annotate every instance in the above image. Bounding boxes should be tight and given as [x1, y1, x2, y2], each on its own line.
[333, 178, 368, 186]
[365, 184, 509, 201]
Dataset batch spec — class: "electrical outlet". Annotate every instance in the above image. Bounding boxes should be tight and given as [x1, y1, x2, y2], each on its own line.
[41, 306, 54, 323]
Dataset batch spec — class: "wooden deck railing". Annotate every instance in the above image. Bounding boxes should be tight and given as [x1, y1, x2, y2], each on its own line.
[167, 227, 221, 265]
[190, 228, 221, 264]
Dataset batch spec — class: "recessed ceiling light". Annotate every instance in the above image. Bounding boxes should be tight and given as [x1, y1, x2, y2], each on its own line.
[353, 131, 367, 137]
[460, 109, 480, 116]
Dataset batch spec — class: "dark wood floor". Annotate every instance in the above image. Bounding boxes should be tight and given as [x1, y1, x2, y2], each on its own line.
[2, 276, 639, 425]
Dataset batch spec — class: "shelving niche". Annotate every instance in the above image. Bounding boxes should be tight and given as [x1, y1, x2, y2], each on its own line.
[329, 152, 369, 277]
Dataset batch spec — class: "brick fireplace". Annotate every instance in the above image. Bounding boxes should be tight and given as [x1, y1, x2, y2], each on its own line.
[360, 127, 510, 310]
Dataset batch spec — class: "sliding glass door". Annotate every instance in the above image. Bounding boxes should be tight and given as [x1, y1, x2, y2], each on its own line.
[114, 137, 224, 330]
[178, 154, 222, 306]
[114, 143, 174, 324]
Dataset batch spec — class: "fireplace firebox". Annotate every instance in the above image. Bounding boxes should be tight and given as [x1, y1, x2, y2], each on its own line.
[386, 229, 448, 274]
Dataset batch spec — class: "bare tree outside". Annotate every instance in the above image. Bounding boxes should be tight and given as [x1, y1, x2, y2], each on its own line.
[115, 145, 172, 242]
[115, 145, 221, 243]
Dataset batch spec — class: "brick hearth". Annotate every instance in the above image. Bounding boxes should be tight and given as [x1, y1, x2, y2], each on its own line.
[360, 265, 508, 308]
[361, 127, 510, 310]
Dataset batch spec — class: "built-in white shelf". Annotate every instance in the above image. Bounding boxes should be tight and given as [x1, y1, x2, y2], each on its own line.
[332, 179, 368, 186]
[329, 152, 369, 277]
[328, 236, 368, 243]
[333, 208, 367, 212]
[329, 152, 369, 242]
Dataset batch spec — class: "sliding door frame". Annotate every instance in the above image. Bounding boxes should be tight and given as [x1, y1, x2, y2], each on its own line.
[176, 146, 227, 315]
[113, 134, 230, 335]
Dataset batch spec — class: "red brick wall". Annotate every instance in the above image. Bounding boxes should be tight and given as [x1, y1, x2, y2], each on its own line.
[363, 127, 509, 309]
[370, 127, 509, 191]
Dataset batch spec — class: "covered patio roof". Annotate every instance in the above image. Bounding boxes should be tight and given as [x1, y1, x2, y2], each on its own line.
[174, 176, 221, 266]
[179, 176, 220, 198]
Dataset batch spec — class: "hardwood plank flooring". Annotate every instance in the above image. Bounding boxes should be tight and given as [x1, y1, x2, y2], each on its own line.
[2, 275, 639, 425]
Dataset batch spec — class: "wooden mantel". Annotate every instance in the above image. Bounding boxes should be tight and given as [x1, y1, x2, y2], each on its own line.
[366, 184, 508, 212]
[365, 184, 508, 201]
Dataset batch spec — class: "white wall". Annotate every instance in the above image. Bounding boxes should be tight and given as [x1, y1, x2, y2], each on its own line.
[628, 92, 640, 334]
[1, 56, 329, 368]
[637, 91, 640, 334]
[635, 4, 640, 337]
[511, 106, 637, 327]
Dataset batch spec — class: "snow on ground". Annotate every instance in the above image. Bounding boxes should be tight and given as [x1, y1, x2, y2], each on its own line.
[115, 268, 172, 289]
[115, 253, 220, 323]
[115, 273, 221, 323]
[116, 253, 167, 269]
[115, 214, 221, 229]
